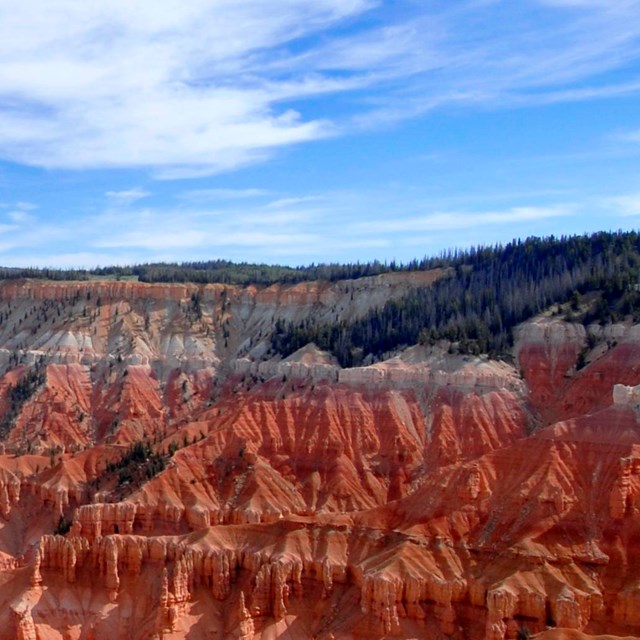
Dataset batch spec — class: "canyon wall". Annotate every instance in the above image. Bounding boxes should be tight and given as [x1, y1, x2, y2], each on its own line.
[0, 278, 637, 638]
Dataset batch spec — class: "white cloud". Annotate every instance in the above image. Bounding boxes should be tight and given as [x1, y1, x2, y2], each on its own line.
[0, 0, 638, 177]
[0, 186, 632, 267]
[604, 193, 640, 216]
[106, 188, 151, 205]
[7, 210, 31, 223]
[0, 0, 374, 177]
[95, 228, 207, 250]
[536, 0, 636, 7]
[180, 188, 269, 201]
[618, 129, 640, 143]
[266, 196, 324, 209]
[4, 201, 37, 224]
[16, 201, 37, 211]
[351, 205, 575, 234]
[348, 0, 640, 128]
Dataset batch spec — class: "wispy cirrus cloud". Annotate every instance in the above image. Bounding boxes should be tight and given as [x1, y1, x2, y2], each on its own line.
[349, 205, 575, 234]
[180, 188, 269, 202]
[4, 201, 37, 224]
[604, 193, 640, 216]
[7, 211, 31, 224]
[617, 129, 640, 143]
[369, 3, 640, 125]
[0, 1, 374, 178]
[0, 187, 593, 267]
[266, 196, 325, 209]
[0, 0, 639, 179]
[106, 188, 151, 205]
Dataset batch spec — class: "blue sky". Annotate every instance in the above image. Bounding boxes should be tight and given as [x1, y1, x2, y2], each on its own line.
[0, 0, 639, 268]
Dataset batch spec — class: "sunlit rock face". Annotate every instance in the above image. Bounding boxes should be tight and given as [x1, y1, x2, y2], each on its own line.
[0, 277, 639, 639]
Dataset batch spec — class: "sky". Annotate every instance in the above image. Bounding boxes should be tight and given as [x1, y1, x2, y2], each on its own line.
[0, 0, 639, 268]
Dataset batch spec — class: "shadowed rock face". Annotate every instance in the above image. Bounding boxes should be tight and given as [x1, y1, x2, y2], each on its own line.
[0, 279, 638, 639]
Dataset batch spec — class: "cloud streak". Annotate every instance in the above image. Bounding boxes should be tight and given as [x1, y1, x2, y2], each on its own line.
[0, 0, 638, 178]
[0, 1, 373, 176]
[604, 193, 640, 216]
[180, 188, 269, 202]
[350, 205, 575, 234]
[106, 188, 151, 205]
[0, 188, 608, 268]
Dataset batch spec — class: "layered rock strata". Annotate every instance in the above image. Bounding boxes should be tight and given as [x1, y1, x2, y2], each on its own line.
[0, 280, 636, 638]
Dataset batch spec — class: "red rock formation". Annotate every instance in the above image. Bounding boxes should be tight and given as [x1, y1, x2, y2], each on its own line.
[14, 609, 37, 640]
[0, 279, 638, 638]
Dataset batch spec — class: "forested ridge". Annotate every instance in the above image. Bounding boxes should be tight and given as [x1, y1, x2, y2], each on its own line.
[271, 231, 640, 366]
[0, 258, 434, 286]
[4, 230, 640, 366]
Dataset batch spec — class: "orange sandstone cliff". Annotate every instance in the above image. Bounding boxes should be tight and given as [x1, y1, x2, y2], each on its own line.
[0, 277, 637, 639]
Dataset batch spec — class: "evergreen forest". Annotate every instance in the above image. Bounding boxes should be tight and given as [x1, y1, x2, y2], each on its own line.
[270, 231, 640, 366]
[3, 231, 640, 365]
[0, 258, 424, 285]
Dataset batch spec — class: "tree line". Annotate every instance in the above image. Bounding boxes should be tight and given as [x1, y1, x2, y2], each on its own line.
[270, 231, 640, 366]
[0, 256, 453, 286]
